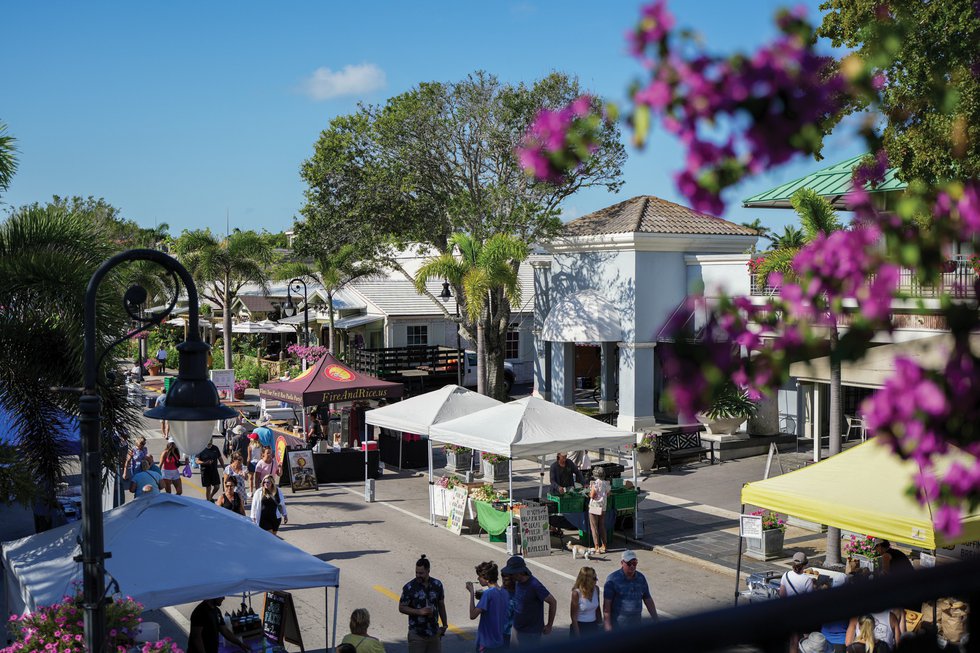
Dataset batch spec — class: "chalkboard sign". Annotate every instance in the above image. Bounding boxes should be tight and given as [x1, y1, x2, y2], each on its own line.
[446, 487, 468, 535]
[519, 504, 550, 558]
[263, 590, 304, 651]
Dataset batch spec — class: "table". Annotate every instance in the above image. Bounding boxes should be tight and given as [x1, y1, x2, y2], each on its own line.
[379, 430, 428, 469]
[279, 448, 380, 484]
[431, 485, 477, 519]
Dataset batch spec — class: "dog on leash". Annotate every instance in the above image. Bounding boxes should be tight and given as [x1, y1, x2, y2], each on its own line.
[565, 541, 596, 559]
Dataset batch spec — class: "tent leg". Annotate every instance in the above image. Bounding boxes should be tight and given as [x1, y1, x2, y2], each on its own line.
[734, 503, 745, 606]
[538, 457, 544, 500]
[325, 586, 329, 652]
[332, 585, 339, 651]
[508, 460, 515, 554]
[399, 432, 403, 470]
[428, 439, 435, 526]
[632, 449, 639, 540]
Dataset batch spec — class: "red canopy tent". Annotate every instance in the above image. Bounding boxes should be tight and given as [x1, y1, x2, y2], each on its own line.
[258, 353, 403, 407]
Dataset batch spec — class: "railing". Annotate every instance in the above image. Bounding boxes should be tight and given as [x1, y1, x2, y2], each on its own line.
[591, 412, 619, 425]
[531, 556, 980, 653]
[349, 345, 461, 379]
[750, 254, 978, 298]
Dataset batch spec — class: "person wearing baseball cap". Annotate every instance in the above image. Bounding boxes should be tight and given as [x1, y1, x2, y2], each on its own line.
[603, 550, 658, 631]
[779, 551, 814, 653]
[501, 556, 557, 646]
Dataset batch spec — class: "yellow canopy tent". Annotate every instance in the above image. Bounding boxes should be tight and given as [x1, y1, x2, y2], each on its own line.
[741, 440, 980, 549]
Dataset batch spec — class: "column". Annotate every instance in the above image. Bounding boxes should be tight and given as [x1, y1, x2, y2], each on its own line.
[550, 341, 576, 407]
[616, 343, 656, 431]
[531, 259, 552, 400]
[599, 341, 617, 414]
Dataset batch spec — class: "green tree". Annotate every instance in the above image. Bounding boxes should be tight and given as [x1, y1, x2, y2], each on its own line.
[415, 233, 528, 399]
[0, 205, 141, 529]
[0, 121, 17, 198]
[818, 0, 980, 182]
[769, 225, 806, 250]
[739, 218, 771, 251]
[172, 229, 276, 369]
[299, 71, 624, 391]
[275, 244, 382, 354]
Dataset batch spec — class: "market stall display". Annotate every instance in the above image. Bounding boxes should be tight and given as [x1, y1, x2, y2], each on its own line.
[279, 447, 380, 484]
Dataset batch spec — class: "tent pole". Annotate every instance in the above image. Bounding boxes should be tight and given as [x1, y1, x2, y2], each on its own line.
[332, 585, 339, 651]
[325, 586, 329, 652]
[428, 439, 435, 526]
[508, 458, 514, 554]
[399, 431, 403, 470]
[734, 502, 745, 606]
[632, 447, 639, 539]
[538, 456, 544, 500]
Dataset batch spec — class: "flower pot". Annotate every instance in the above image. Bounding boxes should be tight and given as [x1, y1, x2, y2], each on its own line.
[636, 449, 656, 472]
[850, 553, 881, 572]
[146, 365, 160, 377]
[698, 413, 745, 435]
[446, 450, 472, 473]
[482, 459, 509, 483]
[234, 390, 246, 400]
[744, 528, 785, 561]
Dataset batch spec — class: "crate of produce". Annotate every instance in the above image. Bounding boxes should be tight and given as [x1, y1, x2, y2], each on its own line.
[547, 492, 585, 513]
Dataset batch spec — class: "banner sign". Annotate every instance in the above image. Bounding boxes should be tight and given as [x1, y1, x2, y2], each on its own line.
[519, 504, 550, 558]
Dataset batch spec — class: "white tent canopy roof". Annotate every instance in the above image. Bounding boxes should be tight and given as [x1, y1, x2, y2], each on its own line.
[365, 385, 501, 435]
[429, 396, 635, 458]
[2, 493, 339, 614]
[541, 290, 624, 343]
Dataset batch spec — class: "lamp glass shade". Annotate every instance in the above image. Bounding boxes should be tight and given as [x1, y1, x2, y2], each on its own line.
[282, 300, 296, 317]
[168, 420, 216, 459]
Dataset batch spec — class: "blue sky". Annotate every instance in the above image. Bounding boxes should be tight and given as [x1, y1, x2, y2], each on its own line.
[1, 1, 862, 238]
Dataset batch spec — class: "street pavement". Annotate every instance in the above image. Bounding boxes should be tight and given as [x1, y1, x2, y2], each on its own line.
[0, 394, 831, 653]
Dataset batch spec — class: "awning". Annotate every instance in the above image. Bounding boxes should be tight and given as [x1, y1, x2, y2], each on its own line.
[790, 334, 978, 389]
[334, 314, 383, 330]
[541, 290, 623, 343]
[258, 352, 403, 407]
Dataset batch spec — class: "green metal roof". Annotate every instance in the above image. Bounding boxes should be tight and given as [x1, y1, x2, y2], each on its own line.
[741, 154, 907, 209]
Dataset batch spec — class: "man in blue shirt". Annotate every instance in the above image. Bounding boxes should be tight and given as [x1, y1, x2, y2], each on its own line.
[466, 561, 509, 651]
[501, 556, 557, 648]
[603, 550, 658, 630]
[129, 457, 162, 497]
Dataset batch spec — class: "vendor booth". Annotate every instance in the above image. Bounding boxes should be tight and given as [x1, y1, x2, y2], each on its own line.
[2, 493, 342, 650]
[429, 396, 639, 547]
[736, 439, 980, 603]
[259, 354, 402, 483]
[365, 385, 501, 470]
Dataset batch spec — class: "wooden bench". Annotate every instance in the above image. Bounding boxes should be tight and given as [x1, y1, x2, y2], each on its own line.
[655, 425, 715, 472]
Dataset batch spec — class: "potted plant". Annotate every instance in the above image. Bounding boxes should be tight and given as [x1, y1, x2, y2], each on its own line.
[843, 534, 881, 571]
[234, 378, 251, 400]
[635, 435, 656, 472]
[744, 509, 786, 560]
[941, 259, 958, 273]
[143, 357, 161, 376]
[481, 452, 510, 483]
[699, 384, 756, 435]
[444, 444, 472, 472]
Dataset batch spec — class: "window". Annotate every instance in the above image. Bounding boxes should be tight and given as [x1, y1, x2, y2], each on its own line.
[406, 325, 428, 346]
[505, 327, 520, 359]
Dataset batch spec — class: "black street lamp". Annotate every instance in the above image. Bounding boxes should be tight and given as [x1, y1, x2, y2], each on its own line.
[282, 278, 309, 348]
[439, 281, 463, 386]
[81, 249, 236, 653]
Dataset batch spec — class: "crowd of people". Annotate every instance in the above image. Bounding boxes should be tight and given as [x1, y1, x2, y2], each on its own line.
[781, 547, 921, 653]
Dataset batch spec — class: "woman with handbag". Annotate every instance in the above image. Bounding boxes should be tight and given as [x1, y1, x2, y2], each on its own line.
[250, 474, 288, 535]
[159, 439, 187, 495]
[587, 467, 610, 554]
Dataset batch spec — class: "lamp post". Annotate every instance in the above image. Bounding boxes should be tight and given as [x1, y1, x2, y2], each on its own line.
[282, 278, 309, 348]
[439, 281, 463, 386]
[81, 249, 236, 653]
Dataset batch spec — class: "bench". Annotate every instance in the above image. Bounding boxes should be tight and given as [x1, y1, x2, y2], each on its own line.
[655, 425, 715, 472]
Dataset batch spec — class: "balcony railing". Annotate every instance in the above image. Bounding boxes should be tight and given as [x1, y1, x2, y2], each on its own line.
[750, 254, 978, 298]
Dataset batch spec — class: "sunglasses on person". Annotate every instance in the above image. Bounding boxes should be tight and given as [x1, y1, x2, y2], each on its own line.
[622, 559, 638, 567]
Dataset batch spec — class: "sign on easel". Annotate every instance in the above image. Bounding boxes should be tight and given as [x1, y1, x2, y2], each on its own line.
[740, 514, 763, 540]
[763, 442, 784, 480]
[263, 590, 305, 652]
[286, 449, 318, 493]
[519, 504, 550, 558]
[210, 369, 235, 402]
[446, 487, 468, 535]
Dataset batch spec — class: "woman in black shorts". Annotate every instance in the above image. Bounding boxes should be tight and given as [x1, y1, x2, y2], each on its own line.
[249, 475, 288, 534]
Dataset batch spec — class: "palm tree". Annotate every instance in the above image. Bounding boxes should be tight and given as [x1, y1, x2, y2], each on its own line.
[415, 233, 527, 398]
[0, 121, 18, 198]
[769, 224, 806, 249]
[0, 205, 140, 530]
[740, 218, 771, 251]
[172, 229, 276, 369]
[275, 244, 381, 354]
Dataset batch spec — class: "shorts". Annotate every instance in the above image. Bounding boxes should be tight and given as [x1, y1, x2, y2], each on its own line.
[161, 469, 180, 481]
[248, 461, 257, 473]
[201, 466, 220, 486]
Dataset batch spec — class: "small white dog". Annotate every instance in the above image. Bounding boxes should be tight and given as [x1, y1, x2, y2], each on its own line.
[565, 541, 596, 559]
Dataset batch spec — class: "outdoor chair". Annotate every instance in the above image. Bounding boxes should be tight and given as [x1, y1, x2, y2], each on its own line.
[844, 415, 866, 443]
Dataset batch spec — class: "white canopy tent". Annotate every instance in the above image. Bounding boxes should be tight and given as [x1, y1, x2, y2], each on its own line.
[428, 396, 639, 536]
[2, 493, 341, 648]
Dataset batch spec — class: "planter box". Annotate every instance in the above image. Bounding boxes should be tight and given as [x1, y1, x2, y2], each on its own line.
[446, 450, 473, 473]
[744, 528, 785, 561]
[850, 553, 881, 572]
[635, 449, 656, 472]
[482, 459, 509, 483]
[698, 414, 745, 435]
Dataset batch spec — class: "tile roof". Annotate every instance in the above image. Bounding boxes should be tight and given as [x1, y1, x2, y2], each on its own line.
[236, 295, 275, 313]
[563, 195, 758, 237]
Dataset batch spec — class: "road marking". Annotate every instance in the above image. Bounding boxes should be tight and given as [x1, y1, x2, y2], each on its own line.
[372, 585, 473, 640]
[639, 490, 741, 521]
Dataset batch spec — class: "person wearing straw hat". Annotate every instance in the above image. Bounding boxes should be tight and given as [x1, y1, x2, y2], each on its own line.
[799, 632, 832, 653]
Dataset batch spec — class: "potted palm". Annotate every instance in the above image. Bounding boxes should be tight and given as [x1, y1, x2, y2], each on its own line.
[480, 452, 509, 483]
[744, 510, 786, 560]
[698, 384, 756, 435]
[635, 435, 656, 472]
[444, 444, 472, 473]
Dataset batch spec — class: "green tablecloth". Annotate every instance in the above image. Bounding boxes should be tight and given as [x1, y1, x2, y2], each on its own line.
[474, 500, 512, 536]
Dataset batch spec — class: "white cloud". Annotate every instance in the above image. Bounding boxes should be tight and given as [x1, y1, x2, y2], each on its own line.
[299, 63, 386, 101]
